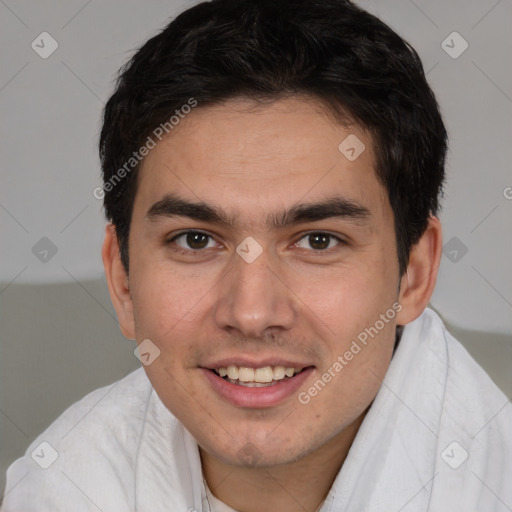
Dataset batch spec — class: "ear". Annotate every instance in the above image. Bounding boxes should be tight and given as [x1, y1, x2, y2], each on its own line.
[102, 223, 136, 340]
[396, 216, 442, 325]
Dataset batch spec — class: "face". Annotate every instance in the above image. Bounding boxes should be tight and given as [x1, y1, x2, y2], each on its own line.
[122, 97, 403, 467]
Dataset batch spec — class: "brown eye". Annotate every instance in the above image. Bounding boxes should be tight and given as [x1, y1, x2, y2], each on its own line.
[296, 232, 344, 251]
[186, 232, 209, 249]
[173, 231, 215, 250]
[308, 234, 330, 250]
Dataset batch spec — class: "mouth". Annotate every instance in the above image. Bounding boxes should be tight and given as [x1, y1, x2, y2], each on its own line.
[201, 363, 315, 408]
[211, 365, 306, 387]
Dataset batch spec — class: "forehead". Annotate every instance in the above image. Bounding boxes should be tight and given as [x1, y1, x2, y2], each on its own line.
[134, 97, 388, 224]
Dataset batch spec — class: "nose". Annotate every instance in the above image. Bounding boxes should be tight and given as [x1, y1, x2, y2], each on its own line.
[214, 244, 297, 339]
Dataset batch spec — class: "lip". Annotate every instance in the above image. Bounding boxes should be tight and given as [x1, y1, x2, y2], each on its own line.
[201, 366, 315, 408]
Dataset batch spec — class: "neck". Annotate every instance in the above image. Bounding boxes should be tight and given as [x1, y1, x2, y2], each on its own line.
[201, 410, 367, 512]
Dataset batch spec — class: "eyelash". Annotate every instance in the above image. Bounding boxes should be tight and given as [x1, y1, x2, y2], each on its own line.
[166, 230, 347, 254]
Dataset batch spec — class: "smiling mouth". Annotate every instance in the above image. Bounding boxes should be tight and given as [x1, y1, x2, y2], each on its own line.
[210, 365, 308, 387]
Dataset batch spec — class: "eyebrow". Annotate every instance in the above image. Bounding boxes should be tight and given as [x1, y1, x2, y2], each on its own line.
[145, 193, 371, 228]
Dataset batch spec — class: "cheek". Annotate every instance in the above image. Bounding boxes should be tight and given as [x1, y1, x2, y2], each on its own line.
[302, 318, 396, 429]
[130, 258, 215, 338]
[295, 254, 399, 383]
[295, 256, 396, 326]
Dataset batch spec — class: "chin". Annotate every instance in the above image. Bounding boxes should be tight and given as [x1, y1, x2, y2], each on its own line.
[199, 427, 322, 469]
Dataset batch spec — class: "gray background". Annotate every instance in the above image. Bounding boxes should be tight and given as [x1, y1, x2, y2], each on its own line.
[1, 0, 511, 499]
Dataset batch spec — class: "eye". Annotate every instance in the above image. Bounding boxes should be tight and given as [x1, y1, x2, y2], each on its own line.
[295, 232, 344, 251]
[171, 231, 217, 250]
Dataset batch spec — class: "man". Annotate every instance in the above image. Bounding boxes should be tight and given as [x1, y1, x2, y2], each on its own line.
[3, 0, 511, 510]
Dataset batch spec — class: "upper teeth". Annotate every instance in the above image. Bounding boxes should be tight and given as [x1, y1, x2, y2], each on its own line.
[217, 365, 300, 383]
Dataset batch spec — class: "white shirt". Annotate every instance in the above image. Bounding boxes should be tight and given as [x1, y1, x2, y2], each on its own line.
[204, 482, 239, 511]
[203, 482, 323, 512]
[2, 308, 512, 511]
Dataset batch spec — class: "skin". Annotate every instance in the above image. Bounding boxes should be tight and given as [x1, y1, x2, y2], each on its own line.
[103, 97, 442, 512]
